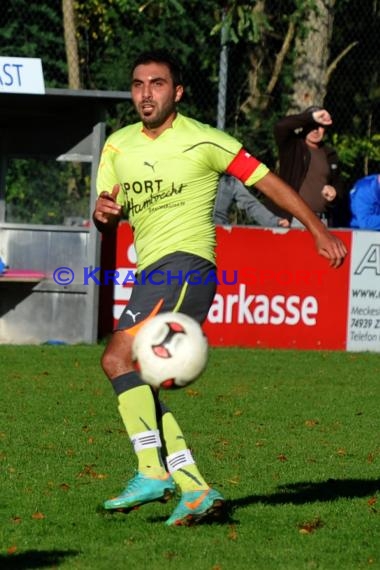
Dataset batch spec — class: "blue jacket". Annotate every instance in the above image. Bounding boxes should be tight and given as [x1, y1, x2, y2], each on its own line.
[349, 174, 380, 230]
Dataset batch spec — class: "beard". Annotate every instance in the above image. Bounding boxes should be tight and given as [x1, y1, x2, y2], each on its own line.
[137, 99, 176, 129]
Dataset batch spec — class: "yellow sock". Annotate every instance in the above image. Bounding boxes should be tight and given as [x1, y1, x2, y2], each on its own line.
[118, 386, 166, 478]
[162, 412, 208, 491]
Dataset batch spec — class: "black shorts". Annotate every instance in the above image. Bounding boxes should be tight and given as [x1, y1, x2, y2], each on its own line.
[117, 252, 217, 334]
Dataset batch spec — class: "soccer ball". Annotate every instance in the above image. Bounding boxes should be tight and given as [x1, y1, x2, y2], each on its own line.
[132, 312, 208, 389]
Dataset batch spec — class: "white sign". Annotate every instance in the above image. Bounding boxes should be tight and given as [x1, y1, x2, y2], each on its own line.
[347, 231, 380, 352]
[0, 57, 45, 94]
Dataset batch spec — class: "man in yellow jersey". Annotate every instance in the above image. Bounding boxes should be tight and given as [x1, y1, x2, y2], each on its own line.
[93, 50, 347, 527]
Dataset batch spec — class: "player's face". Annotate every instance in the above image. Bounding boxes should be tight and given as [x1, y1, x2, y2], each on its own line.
[131, 62, 183, 135]
[306, 126, 325, 147]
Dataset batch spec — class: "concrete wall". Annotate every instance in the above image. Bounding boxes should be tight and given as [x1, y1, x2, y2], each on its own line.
[0, 223, 95, 344]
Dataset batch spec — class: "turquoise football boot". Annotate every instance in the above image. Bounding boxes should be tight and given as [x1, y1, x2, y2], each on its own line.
[104, 471, 176, 510]
[166, 488, 225, 526]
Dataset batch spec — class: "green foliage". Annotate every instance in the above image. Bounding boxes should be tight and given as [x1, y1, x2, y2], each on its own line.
[208, 1, 322, 163]
[211, 2, 273, 44]
[0, 0, 378, 222]
[324, 0, 379, 183]
[0, 0, 67, 87]
[210, 0, 379, 183]
[5, 159, 92, 224]
[332, 133, 380, 183]
[75, 0, 222, 125]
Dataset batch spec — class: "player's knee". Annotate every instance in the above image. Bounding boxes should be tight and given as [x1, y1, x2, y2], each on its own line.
[100, 330, 134, 379]
[101, 348, 121, 378]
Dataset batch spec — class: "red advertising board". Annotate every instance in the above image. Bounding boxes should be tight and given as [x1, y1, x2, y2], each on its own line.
[111, 222, 352, 351]
[205, 226, 351, 349]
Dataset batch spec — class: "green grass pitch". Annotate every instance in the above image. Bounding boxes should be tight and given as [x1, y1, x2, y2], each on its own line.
[1, 345, 379, 569]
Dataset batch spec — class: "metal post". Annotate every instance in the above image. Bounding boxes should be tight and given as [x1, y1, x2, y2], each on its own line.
[0, 155, 7, 222]
[216, 11, 229, 130]
[84, 120, 105, 343]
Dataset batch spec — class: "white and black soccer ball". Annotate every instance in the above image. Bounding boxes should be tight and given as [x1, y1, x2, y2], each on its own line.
[132, 312, 208, 389]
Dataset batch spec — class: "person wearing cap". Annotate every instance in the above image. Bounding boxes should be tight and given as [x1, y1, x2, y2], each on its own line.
[264, 106, 345, 227]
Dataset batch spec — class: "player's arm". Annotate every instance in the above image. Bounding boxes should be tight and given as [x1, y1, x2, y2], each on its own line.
[255, 172, 348, 268]
[92, 184, 122, 233]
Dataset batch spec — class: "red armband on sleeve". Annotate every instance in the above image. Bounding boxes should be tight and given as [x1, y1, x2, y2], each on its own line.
[226, 148, 262, 183]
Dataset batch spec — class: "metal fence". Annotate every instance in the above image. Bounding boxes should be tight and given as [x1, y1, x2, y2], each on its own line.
[0, 1, 378, 187]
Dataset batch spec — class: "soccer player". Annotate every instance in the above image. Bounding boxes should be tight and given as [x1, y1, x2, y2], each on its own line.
[93, 50, 347, 526]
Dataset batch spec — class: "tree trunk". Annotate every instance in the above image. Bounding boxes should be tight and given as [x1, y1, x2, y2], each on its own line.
[290, 0, 336, 112]
[62, 0, 81, 89]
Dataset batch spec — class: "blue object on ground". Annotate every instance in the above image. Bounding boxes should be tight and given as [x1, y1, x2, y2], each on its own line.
[0, 257, 7, 274]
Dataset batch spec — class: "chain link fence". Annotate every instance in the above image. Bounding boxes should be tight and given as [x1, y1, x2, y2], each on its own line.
[0, 1, 378, 224]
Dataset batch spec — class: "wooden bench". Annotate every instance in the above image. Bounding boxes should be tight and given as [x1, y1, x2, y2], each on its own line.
[0, 269, 47, 283]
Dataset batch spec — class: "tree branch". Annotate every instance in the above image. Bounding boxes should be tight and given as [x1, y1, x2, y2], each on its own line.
[326, 41, 359, 83]
[240, 19, 296, 115]
[267, 20, 295, 95]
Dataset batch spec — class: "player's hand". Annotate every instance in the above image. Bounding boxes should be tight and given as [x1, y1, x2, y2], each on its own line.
[321, 185, 337, 202]
[315, 229, 347, 268]
[312, 109, 332, 127]
[93, 184, 122, 225]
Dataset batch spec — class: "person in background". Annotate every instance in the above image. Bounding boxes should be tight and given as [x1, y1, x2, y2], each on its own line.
[264, 106, 346, 227]
[93, 50, 347, 528]
[349, 174, 380, 230]
[214, 175, 290, 227]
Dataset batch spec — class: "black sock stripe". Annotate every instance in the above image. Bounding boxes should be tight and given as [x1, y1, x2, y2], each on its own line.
[112, 371, 146, 395]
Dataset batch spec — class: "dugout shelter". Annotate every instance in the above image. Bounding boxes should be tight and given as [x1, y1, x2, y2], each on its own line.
[0, 88, 131, 344]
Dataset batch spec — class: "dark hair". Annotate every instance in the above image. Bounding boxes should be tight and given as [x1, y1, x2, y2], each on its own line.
[131, 50, 183, 86]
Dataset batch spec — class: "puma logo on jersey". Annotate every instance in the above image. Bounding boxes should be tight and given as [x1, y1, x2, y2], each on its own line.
[144, 161, 157, 172]
[126, 309, 141, 323]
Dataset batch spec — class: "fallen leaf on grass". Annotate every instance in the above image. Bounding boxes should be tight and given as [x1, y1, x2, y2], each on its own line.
[32, 512, 45, 520]
[77, 464, 107, 479]
[277, 453, 288, 462]
[227, 476, 240, 485]
[7, 545, 17, 555]
[228, 524, 238, 540]
[368, 496, 377, 513]
[11, 516, 22, 524]
[298, 517, 324, 534]
[304, 419, 319, 428]
[185, 388, 200, 397]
